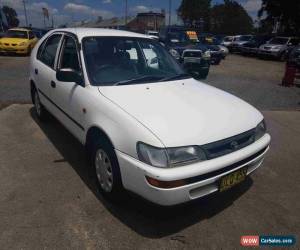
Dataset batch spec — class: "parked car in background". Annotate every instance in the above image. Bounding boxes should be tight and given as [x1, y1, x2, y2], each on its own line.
[0, 28, 38, 55]
[221, 36, 234, 47]
[240, 35, 273, 56]
[30, 28, 271, 206]
[159, 26, 211, 78]
[198, 34, 226, 61]
[228, 35, 253, 53]
[258, 36, 300, 61]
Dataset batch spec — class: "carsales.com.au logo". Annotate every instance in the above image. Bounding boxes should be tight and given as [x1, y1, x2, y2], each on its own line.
[241, 235, 296, 247]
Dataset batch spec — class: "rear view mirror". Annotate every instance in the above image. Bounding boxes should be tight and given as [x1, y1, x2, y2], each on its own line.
[56, 68, 84, 86]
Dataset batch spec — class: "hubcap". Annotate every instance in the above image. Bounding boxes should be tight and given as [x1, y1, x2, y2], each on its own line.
[34, 92, 41, 116]
[95, 149, 113, 192]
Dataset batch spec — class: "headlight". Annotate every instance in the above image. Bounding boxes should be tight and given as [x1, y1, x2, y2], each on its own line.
[137, 142, 207, 168]
[255, 120, 266, 141]
[169, 48, 180, 60]
[271, 46, 282, 51]
[203, 50, 211, 59]
[19, 42, 27, 46]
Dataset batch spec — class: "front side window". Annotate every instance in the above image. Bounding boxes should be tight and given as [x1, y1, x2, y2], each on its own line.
[39, 34, 62, 68]
[83, 37, 188, 86]
[59, 36, 80, 71]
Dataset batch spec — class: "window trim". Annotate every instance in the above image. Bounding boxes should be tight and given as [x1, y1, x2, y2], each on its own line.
[57, 33, 82, 72]
[37, 32, 64, 70]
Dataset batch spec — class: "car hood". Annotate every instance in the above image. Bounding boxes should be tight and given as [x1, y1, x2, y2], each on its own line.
[170, 43, 209, 55]
[0, 37, 28, 44]
[263, 43, 285, 48]
[98, 79, 263, 147]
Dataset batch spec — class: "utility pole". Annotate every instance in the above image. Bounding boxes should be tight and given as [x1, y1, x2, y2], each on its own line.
[125, 0, 128, 27]
[22, 0, 28, 26]
[168, 0, 171, 26]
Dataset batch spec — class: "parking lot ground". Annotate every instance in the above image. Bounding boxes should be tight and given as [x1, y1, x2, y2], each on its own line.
[0, 104, 299, 249]
[204, 55, 300, 111]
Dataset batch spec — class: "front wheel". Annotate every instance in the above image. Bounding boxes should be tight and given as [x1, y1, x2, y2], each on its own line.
[91, 137, 124, 200]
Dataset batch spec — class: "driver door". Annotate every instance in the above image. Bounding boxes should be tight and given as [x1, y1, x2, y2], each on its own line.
[51, 34, 85, 141]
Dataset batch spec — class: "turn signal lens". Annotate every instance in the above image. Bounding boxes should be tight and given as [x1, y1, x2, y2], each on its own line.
[146, 176, 186, 189]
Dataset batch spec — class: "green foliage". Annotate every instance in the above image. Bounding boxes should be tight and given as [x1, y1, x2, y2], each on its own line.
[210, 0, 253, 35]
[178, 0, 212, 31]
[258, 0, 300, 35]
[2, 5, 19, 28]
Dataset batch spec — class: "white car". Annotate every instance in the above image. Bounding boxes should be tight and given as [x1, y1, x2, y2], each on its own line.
[30, 28, 271, 206]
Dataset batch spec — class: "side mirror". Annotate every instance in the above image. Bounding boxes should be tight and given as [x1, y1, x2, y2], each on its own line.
[56, 68, 84, 86]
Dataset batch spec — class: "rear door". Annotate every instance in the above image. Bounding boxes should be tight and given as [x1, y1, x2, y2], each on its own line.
[35, 33, 63, 113]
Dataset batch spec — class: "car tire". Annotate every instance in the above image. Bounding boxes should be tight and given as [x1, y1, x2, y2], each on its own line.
[32, 88, 48, 121]
[90, 136, 124, 200]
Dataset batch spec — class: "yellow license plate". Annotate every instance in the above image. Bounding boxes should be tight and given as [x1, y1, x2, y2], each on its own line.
[219, 168, 247, 192]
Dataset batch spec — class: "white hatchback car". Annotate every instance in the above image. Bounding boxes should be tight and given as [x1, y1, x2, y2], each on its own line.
[30, 28, 271, 206]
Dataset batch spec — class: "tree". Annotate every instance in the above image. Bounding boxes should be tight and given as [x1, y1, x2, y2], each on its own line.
[258, 0, 300, 35]
[210, 0, 253, 35]
[2, 6, 19, 28]
[178, 0, 211, 32]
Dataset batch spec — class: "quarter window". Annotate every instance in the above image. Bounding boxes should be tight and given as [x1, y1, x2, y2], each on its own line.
[38, 34, 62, 68]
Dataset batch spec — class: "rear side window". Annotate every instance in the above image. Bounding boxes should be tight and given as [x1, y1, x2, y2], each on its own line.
[38, 34, 62, 68]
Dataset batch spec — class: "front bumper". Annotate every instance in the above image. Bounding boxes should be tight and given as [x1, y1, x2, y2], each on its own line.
[0, 45, 28, 54]
[116, 134, 271, 206]
[258, 49, 281, 57]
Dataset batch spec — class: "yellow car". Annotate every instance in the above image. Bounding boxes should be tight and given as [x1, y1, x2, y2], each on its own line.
[0, 28, 38, 55]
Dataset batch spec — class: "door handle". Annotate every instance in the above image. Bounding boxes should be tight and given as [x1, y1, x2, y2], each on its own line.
[35, 68, 38, 75]
[50, 81, 56, 88]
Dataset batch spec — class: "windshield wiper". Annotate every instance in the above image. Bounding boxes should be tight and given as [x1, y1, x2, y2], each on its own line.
[114, 75, 165, 86]
[161, 73, 190, 82]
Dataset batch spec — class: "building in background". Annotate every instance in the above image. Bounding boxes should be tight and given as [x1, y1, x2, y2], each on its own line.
[70, 11, 165, 34]
[127, 12, 165, 33]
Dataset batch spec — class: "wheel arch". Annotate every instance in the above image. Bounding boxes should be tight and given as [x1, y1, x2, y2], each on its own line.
[85, 125, 115, 151]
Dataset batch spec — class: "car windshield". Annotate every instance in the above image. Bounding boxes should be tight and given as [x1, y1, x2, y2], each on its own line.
[268, 37, 289, 45]
[5, 30, 28, 39]
[83, 36, 189, 86]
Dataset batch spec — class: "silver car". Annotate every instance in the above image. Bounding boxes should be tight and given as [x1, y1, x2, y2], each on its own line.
[258, 37, 300, 61]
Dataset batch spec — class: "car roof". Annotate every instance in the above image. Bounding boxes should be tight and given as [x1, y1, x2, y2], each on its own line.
[50, 28, 149, 41]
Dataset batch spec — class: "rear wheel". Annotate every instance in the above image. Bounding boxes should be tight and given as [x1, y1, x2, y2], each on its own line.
[33, 88, 48, 121]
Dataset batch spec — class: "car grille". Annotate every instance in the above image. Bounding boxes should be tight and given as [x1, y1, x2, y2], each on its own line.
[201, 128, 256, 159]
[183, 51, 202, 58]
[185, 146, 268, 184]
